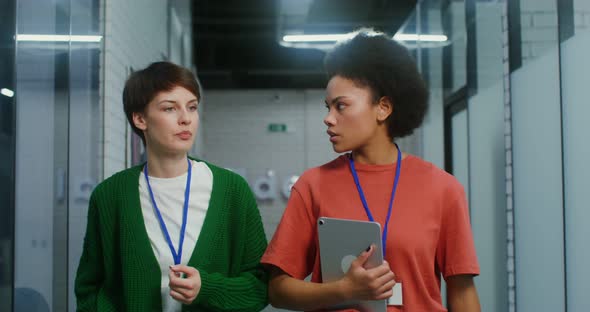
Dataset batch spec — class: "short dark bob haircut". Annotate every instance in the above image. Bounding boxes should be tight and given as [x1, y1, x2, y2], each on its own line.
[324, 29, 429, 139]
[123, 61, 201, 144]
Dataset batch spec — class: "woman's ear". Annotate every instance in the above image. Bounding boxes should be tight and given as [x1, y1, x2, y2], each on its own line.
[376, 96, 393, 122]
[132, 112, 147, 131]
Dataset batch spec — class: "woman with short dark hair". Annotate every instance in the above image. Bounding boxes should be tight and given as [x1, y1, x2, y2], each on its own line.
[262, 30, 481, 312]
[75, 61, 268, 312]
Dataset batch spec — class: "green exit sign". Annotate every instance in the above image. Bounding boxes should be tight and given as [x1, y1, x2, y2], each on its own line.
[268, 123, 288, 133]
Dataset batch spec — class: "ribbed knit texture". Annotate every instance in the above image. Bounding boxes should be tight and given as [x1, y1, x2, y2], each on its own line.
[75, 159, 269, 311]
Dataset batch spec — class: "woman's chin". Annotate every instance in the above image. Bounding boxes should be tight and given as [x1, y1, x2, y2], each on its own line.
[331, 144, 350, 154]
[160, 143, 193, 156]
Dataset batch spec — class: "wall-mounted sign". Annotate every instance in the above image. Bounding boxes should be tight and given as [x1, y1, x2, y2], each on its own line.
[268, 123, 288, 133]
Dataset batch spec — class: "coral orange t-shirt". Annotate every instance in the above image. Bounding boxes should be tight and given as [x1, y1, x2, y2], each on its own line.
[261, 154, 479, 312]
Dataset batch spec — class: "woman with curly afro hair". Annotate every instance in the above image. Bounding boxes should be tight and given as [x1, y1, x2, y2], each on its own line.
[262, 29, 481, 312]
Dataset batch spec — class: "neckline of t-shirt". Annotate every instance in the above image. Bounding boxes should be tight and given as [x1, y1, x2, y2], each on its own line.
[341, 153, 416, 172]
[142, 160, 200, 183]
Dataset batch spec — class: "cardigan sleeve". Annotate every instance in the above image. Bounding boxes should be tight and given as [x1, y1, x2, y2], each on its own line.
[190, 178, 268, 312]
[74, 191, 104, 311]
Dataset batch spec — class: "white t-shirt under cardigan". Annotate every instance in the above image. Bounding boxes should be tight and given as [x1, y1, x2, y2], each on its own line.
[139, 160, 213, 312]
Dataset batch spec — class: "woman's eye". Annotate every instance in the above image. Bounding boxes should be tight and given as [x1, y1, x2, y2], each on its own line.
[189, 105, 198, 111]
[336, 103, 345, 110]
[164, 107, 175, 112]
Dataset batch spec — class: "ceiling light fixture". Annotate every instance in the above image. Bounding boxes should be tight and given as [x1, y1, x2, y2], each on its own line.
[282, 33, 447, 43]
[16, 34, 103, 42]
[283, 34, 351, 42]
[1, 88, 14, 98]
[393, 34, 447, 42]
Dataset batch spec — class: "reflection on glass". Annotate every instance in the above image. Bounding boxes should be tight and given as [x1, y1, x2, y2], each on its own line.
[562, 1, 590, 310]
[512, 0, 564, 310]
[0, 0, 16, 310]
[13, 0, 102, 311]
[442, 0, 467, 94]
[451, 110, 469, 201]
[520, 1, 559, 64]
[67, 0, 102, 309]
[14, 0, 70, 308]
[418, 1, 511, 311]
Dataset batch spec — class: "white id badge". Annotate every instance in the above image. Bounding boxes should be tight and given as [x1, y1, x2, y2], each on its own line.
[387, 283, 403, 306]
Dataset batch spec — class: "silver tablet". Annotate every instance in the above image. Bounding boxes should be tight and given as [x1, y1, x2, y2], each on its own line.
[317, 217, 387, 312]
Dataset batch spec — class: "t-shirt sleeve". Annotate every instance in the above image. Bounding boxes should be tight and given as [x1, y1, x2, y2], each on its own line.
[261, 176, 317, 280]
[436, 181, 480, 279]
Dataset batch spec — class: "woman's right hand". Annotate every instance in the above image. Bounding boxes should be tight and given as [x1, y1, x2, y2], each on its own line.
[338, 245, 397, 301]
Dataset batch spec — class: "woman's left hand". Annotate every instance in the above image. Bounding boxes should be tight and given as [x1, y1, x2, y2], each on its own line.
[169, 265, 202, 305]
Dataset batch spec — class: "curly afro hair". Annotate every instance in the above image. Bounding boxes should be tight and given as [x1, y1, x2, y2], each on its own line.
[324, 29, 429, 139]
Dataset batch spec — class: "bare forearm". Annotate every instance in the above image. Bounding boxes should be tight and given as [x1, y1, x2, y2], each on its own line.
[267, 247, 395, 310]
[269, 274, 348, 311]
[447, 275, 480, 312]
[448, 291, 480, 312]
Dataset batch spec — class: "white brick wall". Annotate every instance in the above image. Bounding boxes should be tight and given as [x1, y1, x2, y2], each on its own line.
[202, 90, 328, 312]
[450, 2, 467, 91]
[476, 2, 505, 90]
[201, 90, 333, 241]
[520, 0, 555, 12]
[520, 9, 558, 63]
[102, 0, 170, 178]
[575, 0, 590, 27]
[520, 0, 590, 64]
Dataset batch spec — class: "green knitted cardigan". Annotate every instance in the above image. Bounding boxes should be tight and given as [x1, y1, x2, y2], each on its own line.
[75, 159, 268, 311]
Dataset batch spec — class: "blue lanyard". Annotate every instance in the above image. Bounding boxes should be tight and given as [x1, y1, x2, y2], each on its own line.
[143, 158, 192, 265]
[348, 144, 402, 256]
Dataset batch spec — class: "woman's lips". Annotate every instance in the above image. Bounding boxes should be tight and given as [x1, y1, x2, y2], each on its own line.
[327, 130, 339, 142]
[176, 131, 192, 140]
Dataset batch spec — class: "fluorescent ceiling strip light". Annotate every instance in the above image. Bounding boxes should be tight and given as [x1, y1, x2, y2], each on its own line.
[283, 34, 352, 42]
[393, 34, 447, 42]
[1, 88, 14, 98]
[16, 34, 103, 42]
[283, 33, 447, 43]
